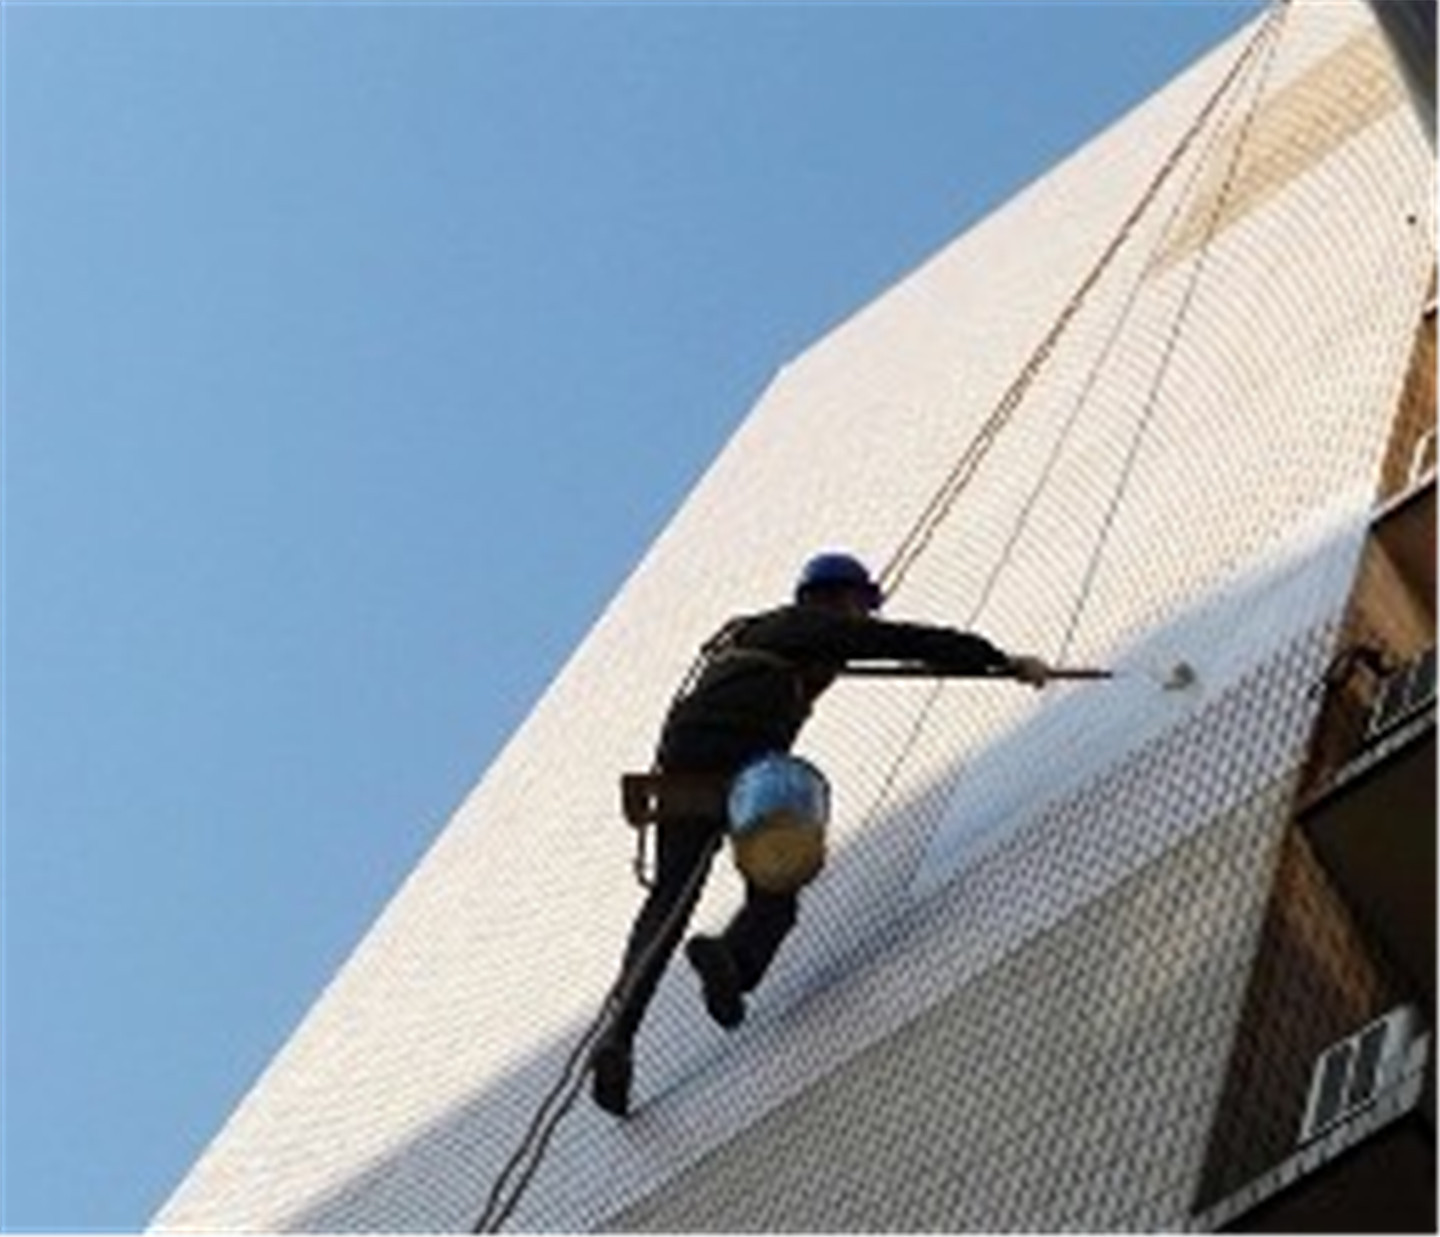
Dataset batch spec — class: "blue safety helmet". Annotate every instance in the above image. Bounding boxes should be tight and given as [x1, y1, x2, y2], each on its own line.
[795, 552, 883, 611]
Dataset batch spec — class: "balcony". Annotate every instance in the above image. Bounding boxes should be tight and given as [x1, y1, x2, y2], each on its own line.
[1191, 473, 1436, 1231]
[1297, 477, 1435, 1007]
[1190, 1049, 1434, 1233]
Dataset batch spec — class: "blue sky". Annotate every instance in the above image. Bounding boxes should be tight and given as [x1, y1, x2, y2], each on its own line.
[1, 2, 1261, 1230]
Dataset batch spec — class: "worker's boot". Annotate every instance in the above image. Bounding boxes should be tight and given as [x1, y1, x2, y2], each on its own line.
[590, 1037, 633, 1118]
[685, 935, 746, 1029]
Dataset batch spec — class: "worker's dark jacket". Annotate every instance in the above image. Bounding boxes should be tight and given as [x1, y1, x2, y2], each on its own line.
[657, 604, 1011, 774]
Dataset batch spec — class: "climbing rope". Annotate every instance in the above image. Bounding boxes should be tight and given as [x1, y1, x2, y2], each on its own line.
[1055, 0, 1290, 664]
[471, 835, 723, 1233]
[468, 5, 1290, 1231]
[877, 2, 1288, 604]
[844, 2, 1288, 874]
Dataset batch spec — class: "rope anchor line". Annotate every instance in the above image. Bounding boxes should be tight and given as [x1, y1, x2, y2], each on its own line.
[878, 1, 1286, 607]
[471, 840, 722, 1233]
[466, 5, 1290, 1231]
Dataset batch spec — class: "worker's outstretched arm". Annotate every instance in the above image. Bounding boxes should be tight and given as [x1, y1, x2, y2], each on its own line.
[748, 607, 1051, 684]
[855, 626, 1054, 688]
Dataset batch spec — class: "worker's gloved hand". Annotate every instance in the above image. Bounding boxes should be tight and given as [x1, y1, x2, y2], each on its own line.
[1007, 654, 1053, 688]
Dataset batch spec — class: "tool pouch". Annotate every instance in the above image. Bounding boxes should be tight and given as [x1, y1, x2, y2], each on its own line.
[620, 771, 731, 825]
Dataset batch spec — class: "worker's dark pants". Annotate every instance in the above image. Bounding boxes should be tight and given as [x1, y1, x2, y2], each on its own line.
[607, 813, 797, 1049]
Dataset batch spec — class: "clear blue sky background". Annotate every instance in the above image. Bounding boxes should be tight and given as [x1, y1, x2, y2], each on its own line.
[2, 2, 1261, 1230]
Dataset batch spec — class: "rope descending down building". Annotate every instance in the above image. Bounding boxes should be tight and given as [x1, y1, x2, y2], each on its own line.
[468, 7, 1291, 1229]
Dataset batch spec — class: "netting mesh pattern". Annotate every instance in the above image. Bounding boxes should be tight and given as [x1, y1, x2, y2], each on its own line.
[152, 3, 1434, 1232]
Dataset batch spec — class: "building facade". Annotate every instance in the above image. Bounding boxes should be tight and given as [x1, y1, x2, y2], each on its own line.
[154, 1, 1435, 1230]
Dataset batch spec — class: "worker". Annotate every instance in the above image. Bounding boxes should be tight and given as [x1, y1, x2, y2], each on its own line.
[591, 551, 1053, 1116]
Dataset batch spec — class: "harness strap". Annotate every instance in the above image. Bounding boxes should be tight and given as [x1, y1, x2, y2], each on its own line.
[704, 645, 798, 674]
